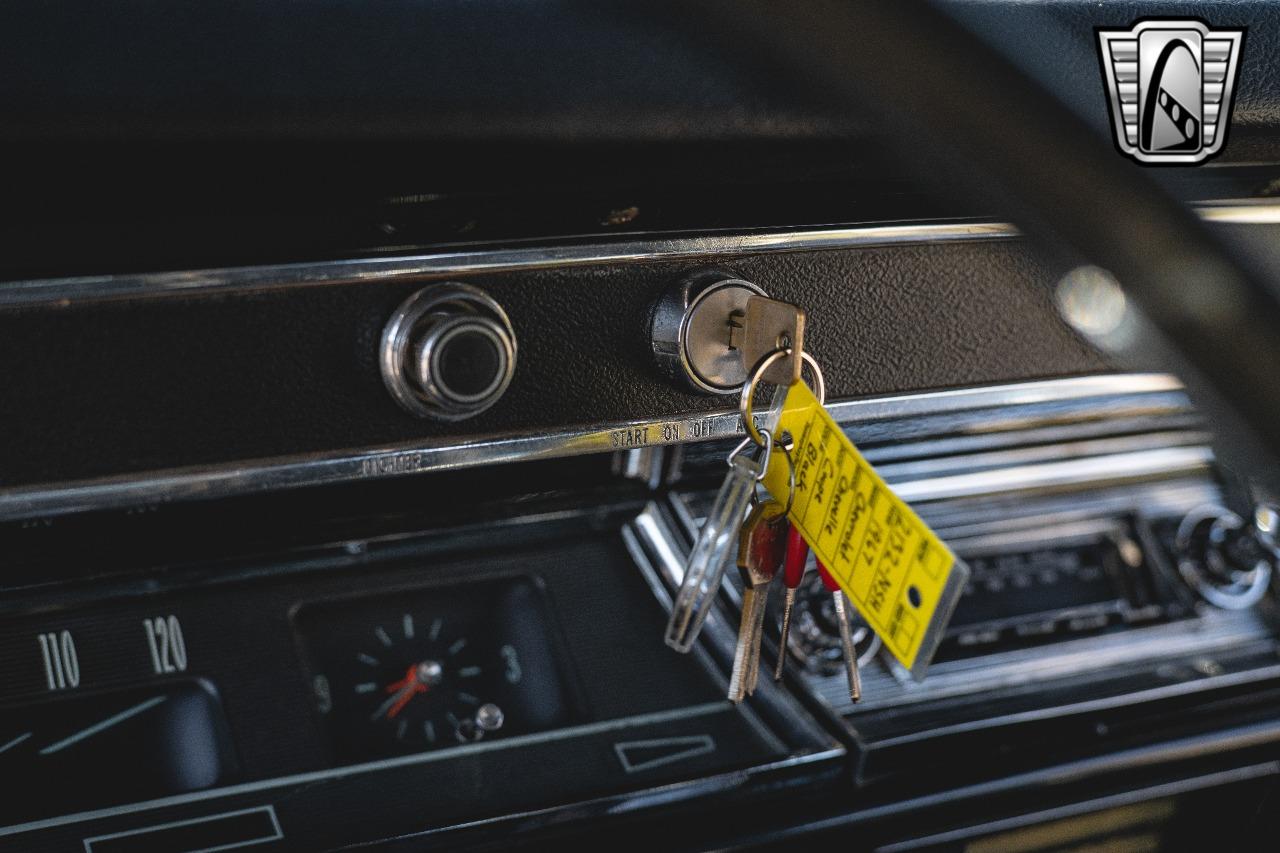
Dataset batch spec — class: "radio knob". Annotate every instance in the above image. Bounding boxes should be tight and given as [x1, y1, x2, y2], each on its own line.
[380, 283, 516, 420]
[1174, 505, 1276, 610]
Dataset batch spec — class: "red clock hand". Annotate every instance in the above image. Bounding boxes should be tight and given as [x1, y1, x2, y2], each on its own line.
[377, 664, 429, 720]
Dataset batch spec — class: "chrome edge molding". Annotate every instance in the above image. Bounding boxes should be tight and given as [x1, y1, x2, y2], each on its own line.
[0, 221, 1017, 309]
[0, 374, 1182, 521]
[892, 445, 1212, 503]
[1, 202, 1275, 309]
[1198, 201, 1280, 224]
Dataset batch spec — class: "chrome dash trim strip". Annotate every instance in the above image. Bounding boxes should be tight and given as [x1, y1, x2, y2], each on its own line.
[2, 202, 1276, 309]
[891, 445, 1213, 503]
[1198, 201, 1280, 224]
[0, 374, 1182, 521]
[0, 221, 1017, 308]
[821, 373, 1182, 423]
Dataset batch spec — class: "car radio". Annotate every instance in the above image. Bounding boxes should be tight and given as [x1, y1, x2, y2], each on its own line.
[932, 515, 1185, 664]
[656, 373, 1276, 727]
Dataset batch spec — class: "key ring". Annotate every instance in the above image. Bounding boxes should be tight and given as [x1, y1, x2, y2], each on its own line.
[739, 348, 826, 449]
[726, 427, 773, 481]
[726, 426, 797, 509]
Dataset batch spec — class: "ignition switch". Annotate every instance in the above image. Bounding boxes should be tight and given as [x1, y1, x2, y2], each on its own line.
[650, 270, 804, 394]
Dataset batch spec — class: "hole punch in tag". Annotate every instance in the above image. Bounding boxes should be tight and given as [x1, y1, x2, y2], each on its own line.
[761, 381, 969, 680]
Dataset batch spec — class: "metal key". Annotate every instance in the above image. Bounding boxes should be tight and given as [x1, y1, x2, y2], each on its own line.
[744, 515, 785, 697]
[773, 523, 810, 681]
[728, 499, 787, 703]
[666, 437, 770, 653]
[818, 559, 862, 703]
[740, 295, 805, 387]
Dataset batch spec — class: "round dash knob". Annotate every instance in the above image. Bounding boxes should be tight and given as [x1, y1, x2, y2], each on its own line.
[380, 283, 517, 421]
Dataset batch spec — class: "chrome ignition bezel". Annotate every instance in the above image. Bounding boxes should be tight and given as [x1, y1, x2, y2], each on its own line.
[650, 270, 766, 395]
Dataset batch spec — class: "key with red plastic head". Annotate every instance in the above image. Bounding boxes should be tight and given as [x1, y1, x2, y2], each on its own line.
[728, 499, 787, 703]
[818, 559, 862, 703]
[773, 524, 810, 681]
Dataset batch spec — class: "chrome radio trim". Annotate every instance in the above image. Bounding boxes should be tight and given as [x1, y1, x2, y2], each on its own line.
[0, 374, 1182, 521]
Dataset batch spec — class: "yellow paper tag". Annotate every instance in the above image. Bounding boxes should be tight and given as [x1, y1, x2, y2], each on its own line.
[762, 382, 967, 677]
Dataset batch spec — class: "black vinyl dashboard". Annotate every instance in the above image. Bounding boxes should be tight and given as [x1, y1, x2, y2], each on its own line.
[6, 2, 1280, 851]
